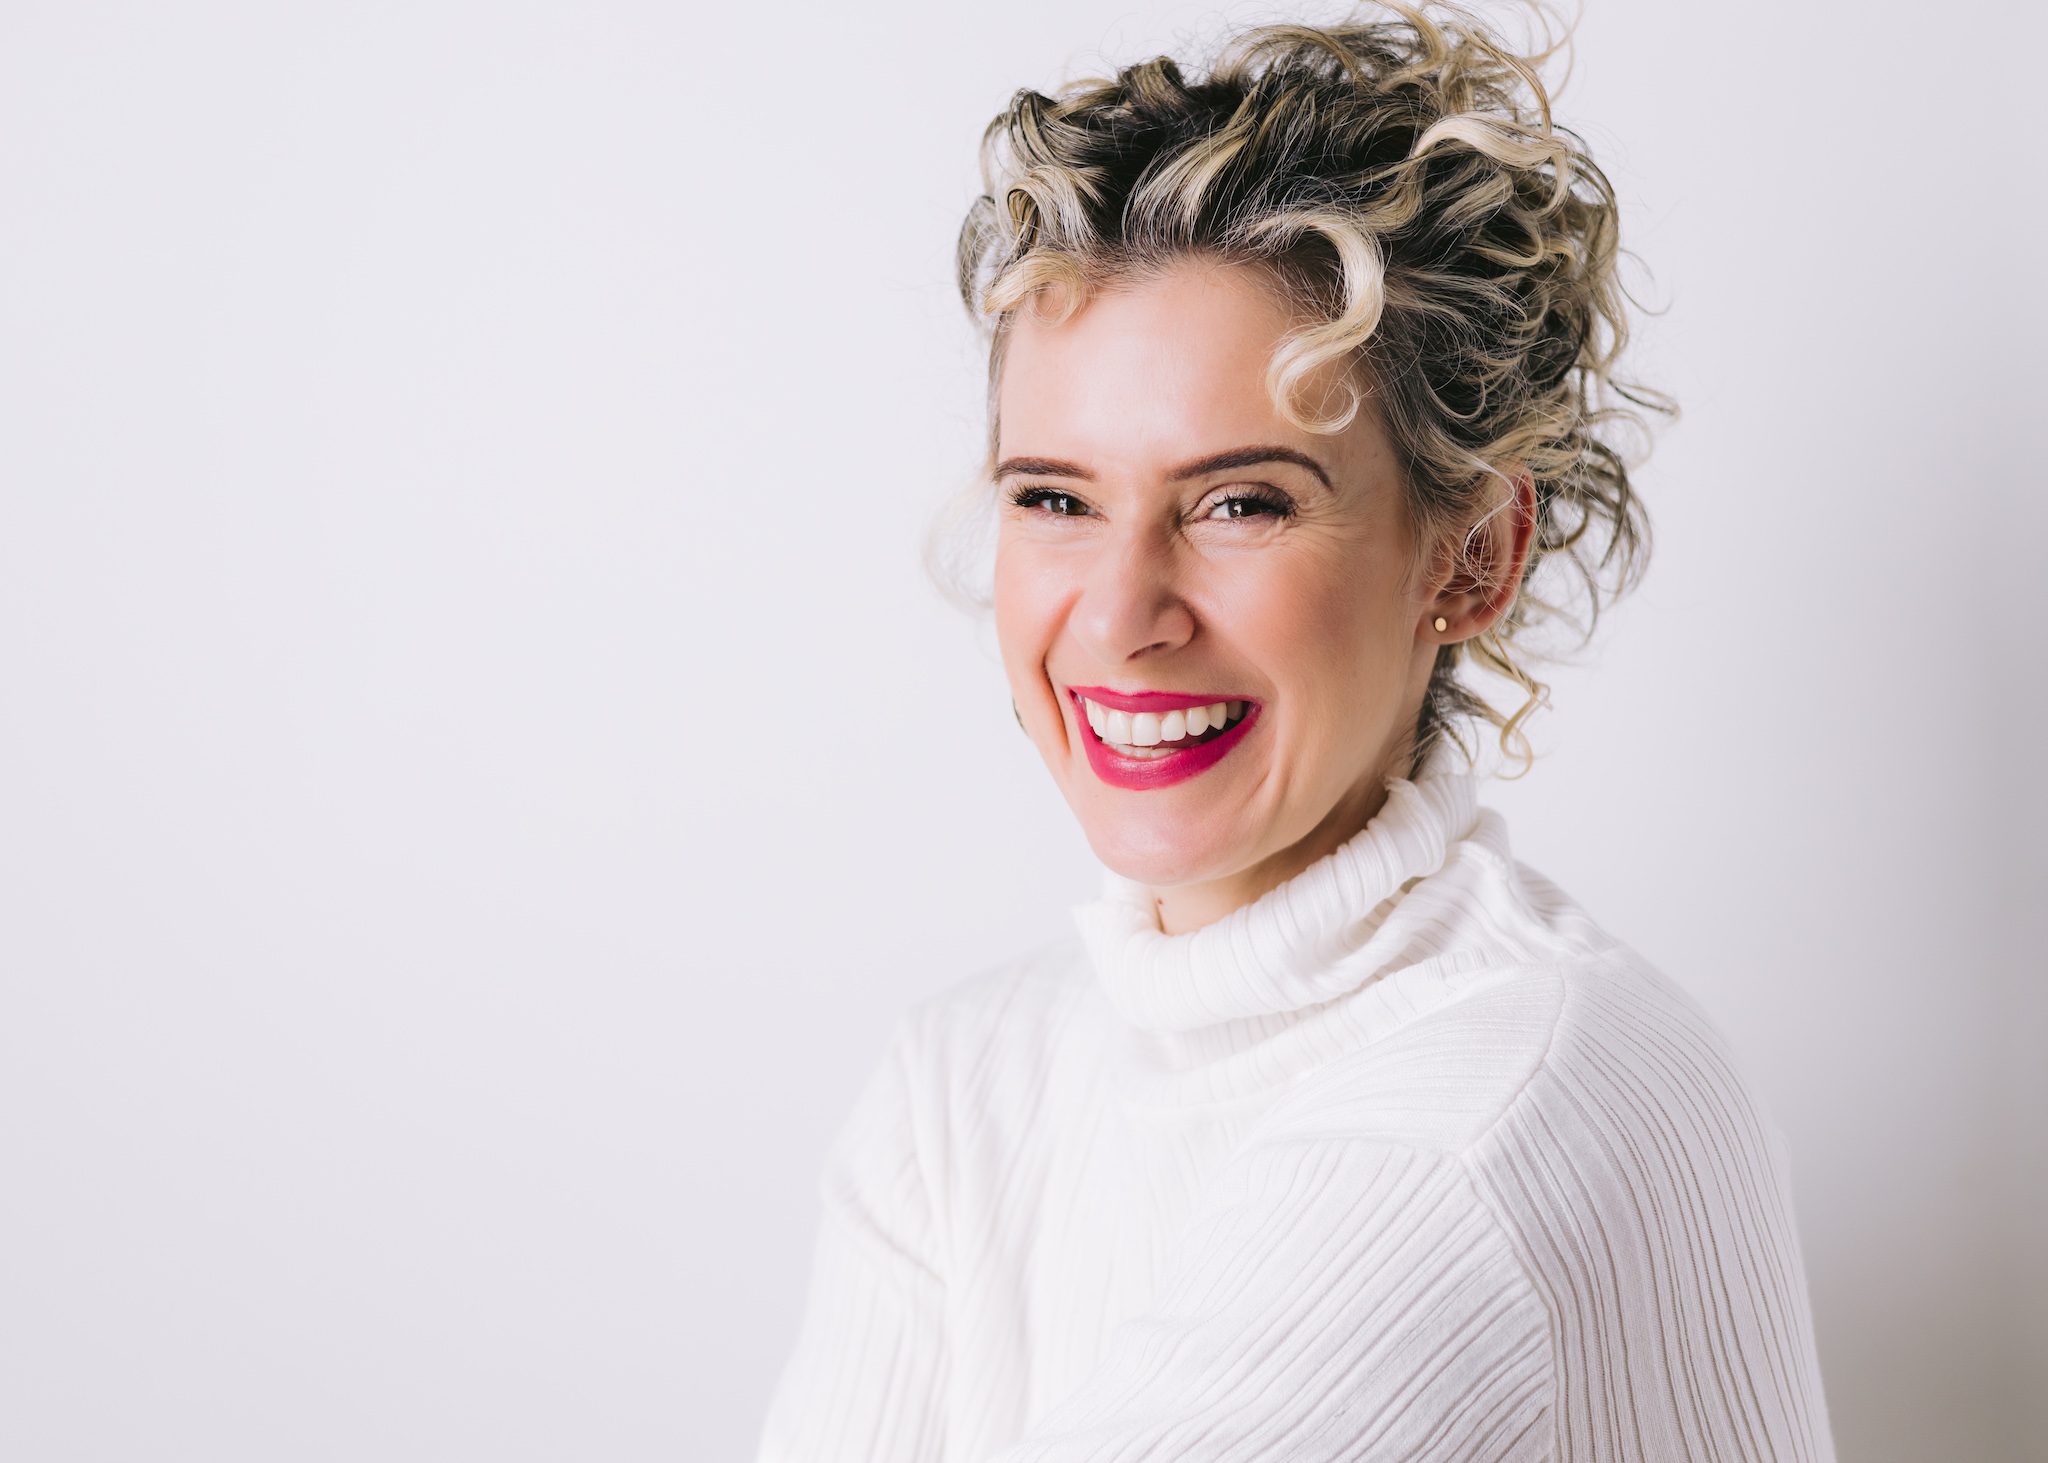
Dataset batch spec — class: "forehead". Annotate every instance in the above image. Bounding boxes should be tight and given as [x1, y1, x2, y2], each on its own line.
[996, 264, 1311, 466]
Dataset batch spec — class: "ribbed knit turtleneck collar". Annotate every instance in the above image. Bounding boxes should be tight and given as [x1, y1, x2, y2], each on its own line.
[1072, 766, 1482, 1037]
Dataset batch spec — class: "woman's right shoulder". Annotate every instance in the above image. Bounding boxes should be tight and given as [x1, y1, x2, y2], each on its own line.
[823, 941, 1101, 1233]
[895, 936, 1100, 1089]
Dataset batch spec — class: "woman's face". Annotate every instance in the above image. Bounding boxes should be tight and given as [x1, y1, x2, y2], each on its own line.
[994, 262, 1448, 929]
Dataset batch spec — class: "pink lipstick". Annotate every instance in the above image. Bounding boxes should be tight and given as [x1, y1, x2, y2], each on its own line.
[1068, 685, 1262, 791]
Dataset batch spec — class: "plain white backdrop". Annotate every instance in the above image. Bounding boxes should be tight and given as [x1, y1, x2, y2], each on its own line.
[1, 0, 2041, 1458]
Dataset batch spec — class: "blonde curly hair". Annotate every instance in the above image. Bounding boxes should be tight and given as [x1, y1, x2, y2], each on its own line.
[952, 2, 1665, 764]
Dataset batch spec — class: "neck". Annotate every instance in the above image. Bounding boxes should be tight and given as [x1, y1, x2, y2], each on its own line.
[1148, 773, 1395, 935]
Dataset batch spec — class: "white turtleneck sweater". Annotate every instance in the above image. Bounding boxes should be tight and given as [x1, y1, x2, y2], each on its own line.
[758, 770, 1835, 1462]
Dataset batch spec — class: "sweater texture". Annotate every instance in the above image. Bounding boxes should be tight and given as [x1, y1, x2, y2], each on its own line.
[759, 766, 1835, 1462]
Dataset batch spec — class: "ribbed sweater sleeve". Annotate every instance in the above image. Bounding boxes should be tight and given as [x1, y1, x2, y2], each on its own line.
[992, 1137, 1555, 1461]
[1463, 969, 1833, 1462]
[759, 1032, 948, 1463]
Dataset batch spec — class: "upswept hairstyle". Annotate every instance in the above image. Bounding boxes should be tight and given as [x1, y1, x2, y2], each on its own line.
[953, 2, 1664, 764]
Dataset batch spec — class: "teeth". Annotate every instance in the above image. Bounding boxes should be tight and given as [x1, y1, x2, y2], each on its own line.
[1077, 695, 1250, 753]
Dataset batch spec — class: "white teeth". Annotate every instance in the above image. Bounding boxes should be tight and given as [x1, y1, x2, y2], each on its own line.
[1078, 695, 1250, 752]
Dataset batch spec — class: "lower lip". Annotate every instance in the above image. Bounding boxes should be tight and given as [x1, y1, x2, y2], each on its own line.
[1073, 694, 1261, 791]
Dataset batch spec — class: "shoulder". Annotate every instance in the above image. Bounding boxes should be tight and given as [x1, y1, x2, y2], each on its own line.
[1262, 852, 1769, 1185]
[1471, 950, 1798, 1238]
[881, 938, 1109, 1159]
[1437, 943, 1831, 1455]
[897, 936, 1096, 1082]
[814, 941, 1093, 1258]
[835, 935, 1097, 1134]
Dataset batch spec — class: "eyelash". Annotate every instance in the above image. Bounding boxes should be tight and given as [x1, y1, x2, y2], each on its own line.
[1009, 486, 1092, 516]
[1007, 486, 1296, 521]
[1207, 492, 1293, 521]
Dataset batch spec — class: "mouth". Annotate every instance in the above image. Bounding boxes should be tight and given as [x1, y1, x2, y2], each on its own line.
[1067, 686, 1261, 791]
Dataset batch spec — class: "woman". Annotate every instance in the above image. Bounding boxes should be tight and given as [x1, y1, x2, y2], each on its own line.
[761, 7, 1833, 1460]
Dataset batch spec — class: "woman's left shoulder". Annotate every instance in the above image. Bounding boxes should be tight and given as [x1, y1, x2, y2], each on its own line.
[1332, 940, 1798, 1237]
[1264, 930, 1778, 1188]
[1428, 828, 1776, 1158]
[1498, 948, 1795, 1182]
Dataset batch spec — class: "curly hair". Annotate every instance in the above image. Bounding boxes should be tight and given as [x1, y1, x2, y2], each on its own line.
[952, 2, 1664, 765]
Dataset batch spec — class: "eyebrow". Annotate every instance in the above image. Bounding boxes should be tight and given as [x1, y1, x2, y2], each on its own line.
[993, 445, 1332, 489]
[994, 456, 1094, 481]
[1170, 446, 1331, 488]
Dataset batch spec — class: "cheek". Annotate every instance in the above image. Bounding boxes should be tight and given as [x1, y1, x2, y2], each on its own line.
[991, 536, 1061, 684]
[1212, 544, 1413, 705]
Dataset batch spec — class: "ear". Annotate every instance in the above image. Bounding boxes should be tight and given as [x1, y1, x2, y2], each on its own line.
[1422, 465, 1537, 643]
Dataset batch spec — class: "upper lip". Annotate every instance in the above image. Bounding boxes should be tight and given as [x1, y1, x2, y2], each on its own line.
[1066, 685, 1254, 713]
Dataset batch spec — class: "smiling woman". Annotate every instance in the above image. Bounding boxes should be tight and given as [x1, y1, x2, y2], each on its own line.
[992, 264, 1516, 932]
[759, 6, 1834, 1461]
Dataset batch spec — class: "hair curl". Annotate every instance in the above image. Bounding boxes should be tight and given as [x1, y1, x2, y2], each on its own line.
[950, 2, 1666, 767]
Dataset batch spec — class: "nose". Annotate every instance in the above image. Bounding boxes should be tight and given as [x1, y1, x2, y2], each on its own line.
[1068, 517, 1197, 666]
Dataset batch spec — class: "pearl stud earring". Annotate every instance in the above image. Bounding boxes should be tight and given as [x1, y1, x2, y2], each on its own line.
[1433, 616, 1448, 633]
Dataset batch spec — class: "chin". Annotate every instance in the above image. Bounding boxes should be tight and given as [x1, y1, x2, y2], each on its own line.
[1074, 801, 1250, 890]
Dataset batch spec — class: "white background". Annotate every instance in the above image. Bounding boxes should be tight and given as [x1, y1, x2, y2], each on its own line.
[1, 1, 2041, 1458]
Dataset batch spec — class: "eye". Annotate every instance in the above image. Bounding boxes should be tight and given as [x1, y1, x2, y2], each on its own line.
[1010, 486, 1094, 517]
[1205, 492, 1291, 521]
